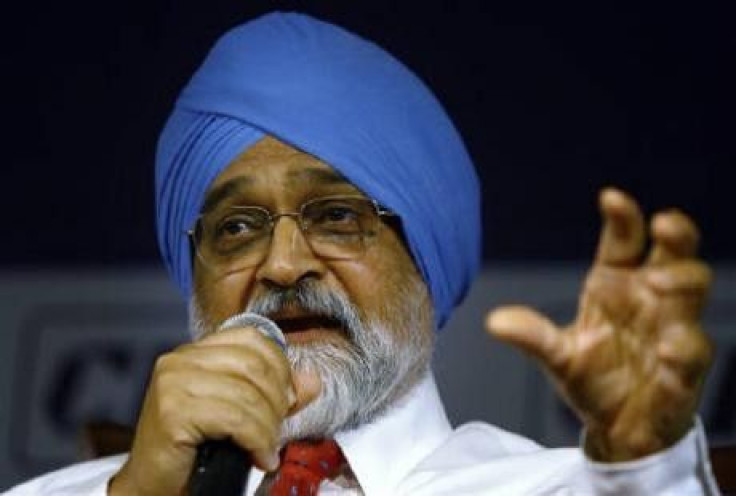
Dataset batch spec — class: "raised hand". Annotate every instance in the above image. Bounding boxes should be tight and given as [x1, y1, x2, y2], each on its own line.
[486, 188, 713, 462]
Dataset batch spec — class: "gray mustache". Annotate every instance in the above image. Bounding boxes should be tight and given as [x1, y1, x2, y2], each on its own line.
[245, 281, 362, 337]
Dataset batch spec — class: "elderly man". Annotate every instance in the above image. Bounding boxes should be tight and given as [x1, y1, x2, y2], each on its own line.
[8, 12, 718, 495]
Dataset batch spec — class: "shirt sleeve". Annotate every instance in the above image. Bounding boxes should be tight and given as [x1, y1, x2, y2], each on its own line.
[581, 419, 720, 495]
[3, 455, 126, 496]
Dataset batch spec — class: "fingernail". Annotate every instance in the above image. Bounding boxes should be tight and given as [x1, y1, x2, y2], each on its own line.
[287, 387, 296, 406]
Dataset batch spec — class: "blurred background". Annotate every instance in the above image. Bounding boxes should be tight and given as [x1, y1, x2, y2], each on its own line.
[2, 1, 734, 489]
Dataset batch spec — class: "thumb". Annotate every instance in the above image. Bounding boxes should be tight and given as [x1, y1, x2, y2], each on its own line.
[486, 305, 567, 370]
[289, 370, 322, 416]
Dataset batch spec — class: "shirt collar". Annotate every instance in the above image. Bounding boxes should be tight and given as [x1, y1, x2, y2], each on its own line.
[245, 372, 451, 496]
[334, 372, 452, 495]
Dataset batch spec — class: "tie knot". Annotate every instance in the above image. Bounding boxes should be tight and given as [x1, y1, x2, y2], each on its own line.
[281, 439, 345, 479]
[269, 439, 346, 495]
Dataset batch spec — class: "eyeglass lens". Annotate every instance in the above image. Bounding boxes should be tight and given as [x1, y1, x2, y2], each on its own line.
[193, 197, 381, 273]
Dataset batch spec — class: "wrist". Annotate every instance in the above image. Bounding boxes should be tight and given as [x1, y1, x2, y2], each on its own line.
[108, 461, 170, 496]
[108, 471, 133, 496]
[583, 419, 693, 462]
[583, 429, 659, 462]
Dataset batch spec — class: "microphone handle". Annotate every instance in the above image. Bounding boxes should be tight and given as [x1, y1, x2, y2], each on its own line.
[188, 439, 250, 496]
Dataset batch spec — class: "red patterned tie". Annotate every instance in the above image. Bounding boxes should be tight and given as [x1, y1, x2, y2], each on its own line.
[269, 439, 345, 496]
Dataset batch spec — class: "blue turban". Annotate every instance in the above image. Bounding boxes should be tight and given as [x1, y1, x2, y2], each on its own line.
[156, 12, 481, 329]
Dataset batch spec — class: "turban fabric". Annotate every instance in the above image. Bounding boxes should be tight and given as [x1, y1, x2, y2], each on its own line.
[156, 12, 481, 329]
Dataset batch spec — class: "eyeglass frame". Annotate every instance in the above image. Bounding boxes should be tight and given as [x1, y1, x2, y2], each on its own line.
[185, 194, 397, 270]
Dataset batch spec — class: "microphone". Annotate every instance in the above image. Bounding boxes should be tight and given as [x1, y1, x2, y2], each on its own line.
[188, 313, 287, 496]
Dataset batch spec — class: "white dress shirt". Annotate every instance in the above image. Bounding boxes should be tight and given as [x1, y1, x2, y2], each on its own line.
[4, 373, 720, 495]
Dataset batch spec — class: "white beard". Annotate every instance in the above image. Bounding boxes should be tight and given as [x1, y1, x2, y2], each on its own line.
[188, 276, 434, 444]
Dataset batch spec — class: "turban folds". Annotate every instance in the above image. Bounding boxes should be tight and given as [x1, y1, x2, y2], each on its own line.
[156, 12, 481, 329]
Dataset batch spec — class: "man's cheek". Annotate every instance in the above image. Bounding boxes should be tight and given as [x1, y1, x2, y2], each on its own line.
[199, 273, 255, 321]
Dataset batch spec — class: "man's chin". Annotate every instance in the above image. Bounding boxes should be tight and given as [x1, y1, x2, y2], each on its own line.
[280, 344, 367, 443]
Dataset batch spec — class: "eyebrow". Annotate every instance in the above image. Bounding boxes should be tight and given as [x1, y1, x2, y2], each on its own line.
[200, 168, 352, 213]
[200, 177, 253, 213]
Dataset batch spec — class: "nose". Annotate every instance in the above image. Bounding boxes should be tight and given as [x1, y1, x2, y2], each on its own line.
[254, 216, 327, 288]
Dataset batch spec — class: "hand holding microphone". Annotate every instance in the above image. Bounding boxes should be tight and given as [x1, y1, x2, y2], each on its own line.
[188, 313, 288, 496]
[109, 313, 296, 496]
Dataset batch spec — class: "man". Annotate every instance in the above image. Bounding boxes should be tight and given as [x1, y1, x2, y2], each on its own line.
[8, 12, 719, 495]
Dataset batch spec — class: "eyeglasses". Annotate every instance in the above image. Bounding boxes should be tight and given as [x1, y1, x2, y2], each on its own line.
[187, 195, 395, 274]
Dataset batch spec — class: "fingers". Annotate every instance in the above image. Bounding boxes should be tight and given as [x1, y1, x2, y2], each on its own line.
[164, 325, 295, 433]
[594, 188, 646, 267]
[486, 305, 568, 371]
[119, 327, 297, 492]
[159, 343, 294, 425]
[647, 209, 700, 265]
[591, 190, 710, 323]
[646, 260, 713, 325]
[197, 326, 288, 366]
[290, 370, 323, 415]
[156, 370, 283, 470]
[656, 324, 713, 389]
[184, 327, 293, 387]
[594, 188, 702, 268]
[644, 209, 709, 322]
[646, 260, 712, 294]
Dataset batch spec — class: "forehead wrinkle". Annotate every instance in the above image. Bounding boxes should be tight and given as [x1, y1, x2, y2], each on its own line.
[201, 166, 357, 214]
[285, 167, 351, 187]
[201, 176, 253, 213]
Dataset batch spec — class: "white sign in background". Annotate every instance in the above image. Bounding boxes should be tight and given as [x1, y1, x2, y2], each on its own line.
[1, 265, 734, 490]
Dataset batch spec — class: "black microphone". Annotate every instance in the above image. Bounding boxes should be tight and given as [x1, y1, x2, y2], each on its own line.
[188, 313, 287, 496]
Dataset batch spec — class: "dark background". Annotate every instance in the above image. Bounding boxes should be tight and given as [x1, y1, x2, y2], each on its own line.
[5, 1, 735, 267]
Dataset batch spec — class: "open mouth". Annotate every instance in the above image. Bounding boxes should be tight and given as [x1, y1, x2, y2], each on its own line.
[271, 314, 347, 342]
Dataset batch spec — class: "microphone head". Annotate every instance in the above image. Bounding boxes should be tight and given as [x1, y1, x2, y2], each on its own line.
[218, 312, 287, 351]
